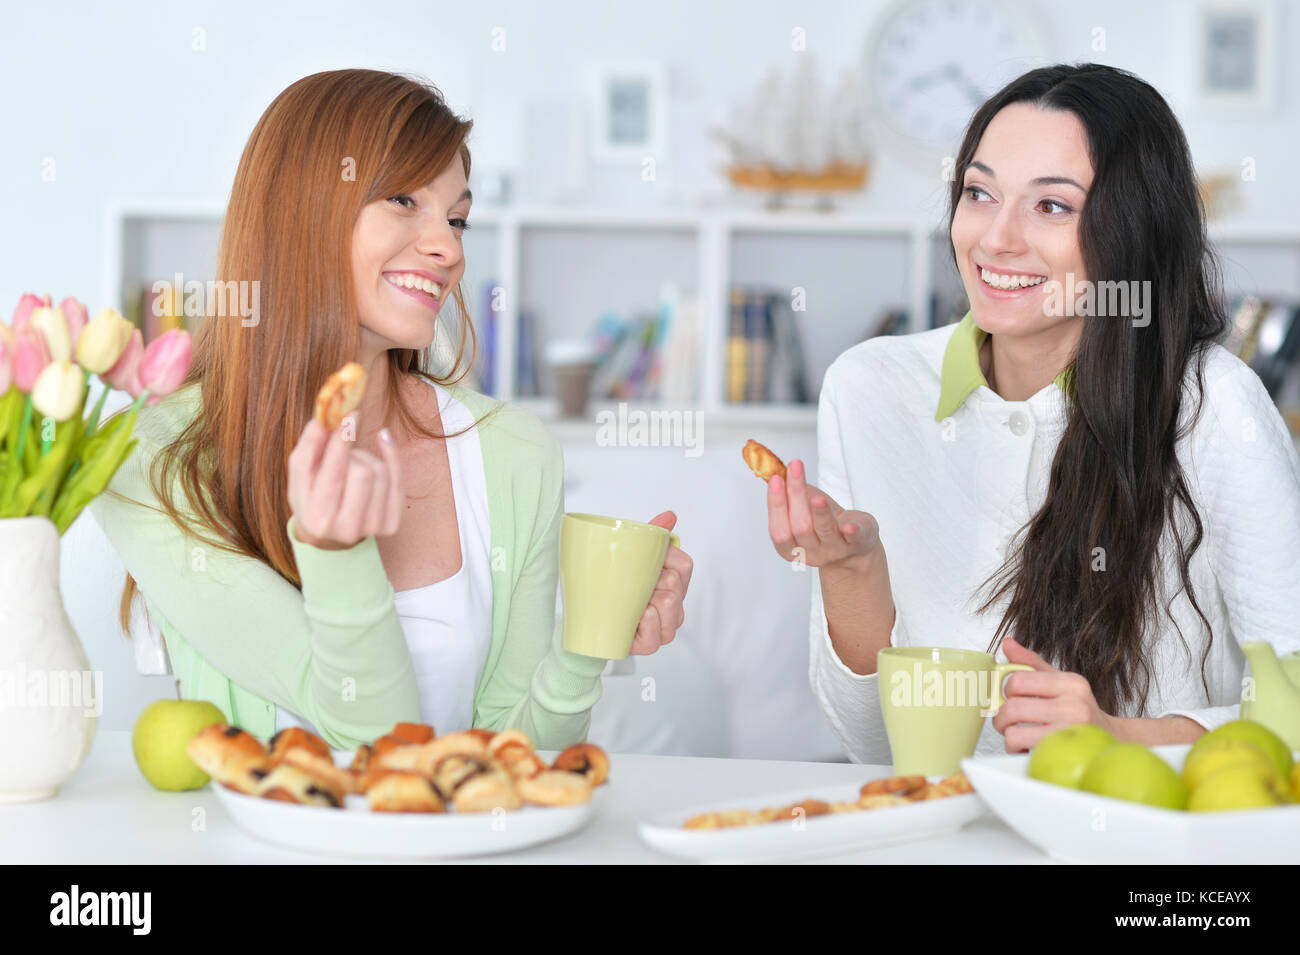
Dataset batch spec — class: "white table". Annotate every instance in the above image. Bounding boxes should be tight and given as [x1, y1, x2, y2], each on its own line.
[2, 731, 1053, 863]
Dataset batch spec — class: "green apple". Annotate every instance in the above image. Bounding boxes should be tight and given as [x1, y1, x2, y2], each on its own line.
[1292, 761, 1300, 802]
[1182, 739, 1279, 792]
[132, 699, 227, 791]
[1080, 743, 1188, 810]
[1188, 765, 1288, 812]
[1028, 724, 1117, 789]
[1195, 720, 1294, 783]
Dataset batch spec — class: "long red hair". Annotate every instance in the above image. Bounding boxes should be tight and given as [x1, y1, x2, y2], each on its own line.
[107, 69, 490, 634]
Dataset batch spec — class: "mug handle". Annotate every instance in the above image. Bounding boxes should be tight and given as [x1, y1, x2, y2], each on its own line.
[668, 533, 681, 550]
[984, 663, 1035, 716]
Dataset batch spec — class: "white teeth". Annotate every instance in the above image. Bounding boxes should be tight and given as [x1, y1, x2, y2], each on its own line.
[980, 267, 1046, 290]
[386, 273, 441, 299]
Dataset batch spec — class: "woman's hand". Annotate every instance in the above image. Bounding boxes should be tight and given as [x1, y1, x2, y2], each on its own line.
[288, 412, 403, 550]
[766, 459, 879, 575]
[628, 510, 693, 655]
[991, 636, 1118, 752]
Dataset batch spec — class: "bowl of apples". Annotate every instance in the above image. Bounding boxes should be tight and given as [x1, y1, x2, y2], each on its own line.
[961, 720, 1300, 864]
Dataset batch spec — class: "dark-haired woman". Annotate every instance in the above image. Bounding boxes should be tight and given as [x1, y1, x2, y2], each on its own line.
[766, 63, 1300, 761]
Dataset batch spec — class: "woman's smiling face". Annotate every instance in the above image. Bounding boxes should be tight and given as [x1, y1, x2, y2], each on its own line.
[350, 159, 471, 354]
[951, 102, 1094, 338]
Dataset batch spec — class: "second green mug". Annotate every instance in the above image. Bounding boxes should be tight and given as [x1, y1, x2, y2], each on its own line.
[877, 646, 1033, 776]
[560, 513, 680, 659]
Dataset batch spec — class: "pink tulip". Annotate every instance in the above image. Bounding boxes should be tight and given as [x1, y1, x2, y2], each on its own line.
[0, 326, 12, 394]
[137, 328, 192, 401]
[58, 296, 89, 350]
[12, 327, 52, 391]
[103, 327, 143, 392]
[10, 293, 51, 334]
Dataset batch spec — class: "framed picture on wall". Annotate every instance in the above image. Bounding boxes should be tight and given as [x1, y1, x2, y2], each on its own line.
[1195, 0, 1278, 109]
[590, 61, 667, 162]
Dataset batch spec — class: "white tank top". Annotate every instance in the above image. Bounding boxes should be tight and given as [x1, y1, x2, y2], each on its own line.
[273, 378, 494, 737]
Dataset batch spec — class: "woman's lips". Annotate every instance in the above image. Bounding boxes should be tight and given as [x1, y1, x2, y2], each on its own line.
[388, 279, 441, 312]
[975, 272, 1050, 301]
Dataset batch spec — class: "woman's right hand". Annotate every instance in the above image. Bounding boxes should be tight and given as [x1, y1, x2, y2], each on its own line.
[287, 415, 403, 550]
[767, 458, 879, 575]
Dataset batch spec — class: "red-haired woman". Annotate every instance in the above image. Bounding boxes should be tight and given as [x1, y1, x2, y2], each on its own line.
[93, 70, 692, 750]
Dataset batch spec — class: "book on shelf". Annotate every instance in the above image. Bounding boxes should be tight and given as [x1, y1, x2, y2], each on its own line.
[556, 287, 701, 403]
[724, 285, 815, 405]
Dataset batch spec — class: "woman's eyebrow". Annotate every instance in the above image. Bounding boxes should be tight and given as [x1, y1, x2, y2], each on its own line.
[966, 160, 1087, 192]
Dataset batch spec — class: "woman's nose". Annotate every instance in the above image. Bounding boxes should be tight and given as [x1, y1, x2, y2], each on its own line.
[982, 202, 1026, 253]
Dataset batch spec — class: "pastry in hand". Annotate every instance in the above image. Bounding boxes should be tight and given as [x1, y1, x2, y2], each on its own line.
[742, 439, 787, 483]
[256, 764, 343, 808]
[552, 743, 610, 787]
[314, 361, 367, 431]
[187, 724, 272, 792]
[517, 770, 593, 807]
[364, 769, 446, 813]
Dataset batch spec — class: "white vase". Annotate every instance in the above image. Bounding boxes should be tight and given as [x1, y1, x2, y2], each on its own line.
[0, 515, 98, 802]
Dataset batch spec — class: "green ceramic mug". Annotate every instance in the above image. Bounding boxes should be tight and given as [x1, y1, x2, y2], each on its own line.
[877, 646, 1033, 776]
[560, 513, 681, 659]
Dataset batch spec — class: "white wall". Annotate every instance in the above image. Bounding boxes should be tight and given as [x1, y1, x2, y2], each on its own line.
[4, 0, 1297, 310]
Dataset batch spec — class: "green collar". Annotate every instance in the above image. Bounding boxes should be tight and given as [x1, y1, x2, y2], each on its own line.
[934, 312, 1075, 421]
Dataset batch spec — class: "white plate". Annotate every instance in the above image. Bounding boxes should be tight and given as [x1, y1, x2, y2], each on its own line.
[638, 780, 986, 862]
[962, 744, 1300, 864]
[212, 752, 598, 860]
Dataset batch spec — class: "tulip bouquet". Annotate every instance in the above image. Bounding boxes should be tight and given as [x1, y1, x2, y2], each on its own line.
[0, 293, 192, 534]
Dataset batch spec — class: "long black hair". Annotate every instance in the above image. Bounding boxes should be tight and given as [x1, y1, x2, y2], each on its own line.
[950, 63, 1228, 715]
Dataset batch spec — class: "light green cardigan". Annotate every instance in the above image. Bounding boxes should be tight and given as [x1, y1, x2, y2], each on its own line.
[89, 380, 607, 750]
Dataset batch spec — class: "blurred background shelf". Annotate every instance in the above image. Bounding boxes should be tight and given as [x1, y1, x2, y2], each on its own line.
[111, 205, 1300, 437]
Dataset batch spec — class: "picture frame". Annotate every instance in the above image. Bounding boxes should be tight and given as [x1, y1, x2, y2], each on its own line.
[590, 61, 668, 162]
[1195, 0, 1278, 109]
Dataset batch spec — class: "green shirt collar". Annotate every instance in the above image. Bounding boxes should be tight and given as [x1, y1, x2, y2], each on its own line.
[934, 312, 1075, 421]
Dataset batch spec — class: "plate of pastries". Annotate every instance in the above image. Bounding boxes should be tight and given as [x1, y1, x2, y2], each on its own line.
[189, 721, 609, 859]
[638, 772, 985, 862]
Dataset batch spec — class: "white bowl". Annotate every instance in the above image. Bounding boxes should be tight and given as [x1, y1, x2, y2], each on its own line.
[961, 744, 1300, 864]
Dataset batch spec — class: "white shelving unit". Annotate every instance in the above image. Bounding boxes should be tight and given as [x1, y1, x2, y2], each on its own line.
[108, 203, 1300, 436]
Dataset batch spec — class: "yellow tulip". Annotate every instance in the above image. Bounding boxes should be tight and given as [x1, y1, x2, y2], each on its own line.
[31, 360, 86, 422]
[29, 305, 72, 362]
[76, 308, 136, 374]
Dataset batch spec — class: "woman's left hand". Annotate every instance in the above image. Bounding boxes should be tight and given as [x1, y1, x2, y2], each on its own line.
[991, 636, 1118, 752]
[629, 511, 693, 655]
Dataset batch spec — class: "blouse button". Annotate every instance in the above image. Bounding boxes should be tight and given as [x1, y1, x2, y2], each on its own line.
[1008, 411, 1031, 436]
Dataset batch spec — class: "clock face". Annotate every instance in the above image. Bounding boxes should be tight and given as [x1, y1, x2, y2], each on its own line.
[866, 0, 1049, 159]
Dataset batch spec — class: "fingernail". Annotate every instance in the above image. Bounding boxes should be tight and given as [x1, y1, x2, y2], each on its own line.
[379, 427, 393, 445]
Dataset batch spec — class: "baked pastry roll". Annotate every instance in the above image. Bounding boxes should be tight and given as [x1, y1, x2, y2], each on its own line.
[741, 439, 787, 482]
[314, 361, 367, 431]
[552, 743, 610, 787]
[451, 767, 522, 813]
[389, 721, 436, 744]
[516, 770, 593, 807]
[268, 727, 331, 763]
[364, 770, 446, 813]
[187, 724, 272, 791]
[256, 764, 343, 808]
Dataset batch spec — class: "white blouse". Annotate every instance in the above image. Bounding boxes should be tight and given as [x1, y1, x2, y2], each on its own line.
[274, 378, 494, 737]
[809, 324, 1300, 764]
